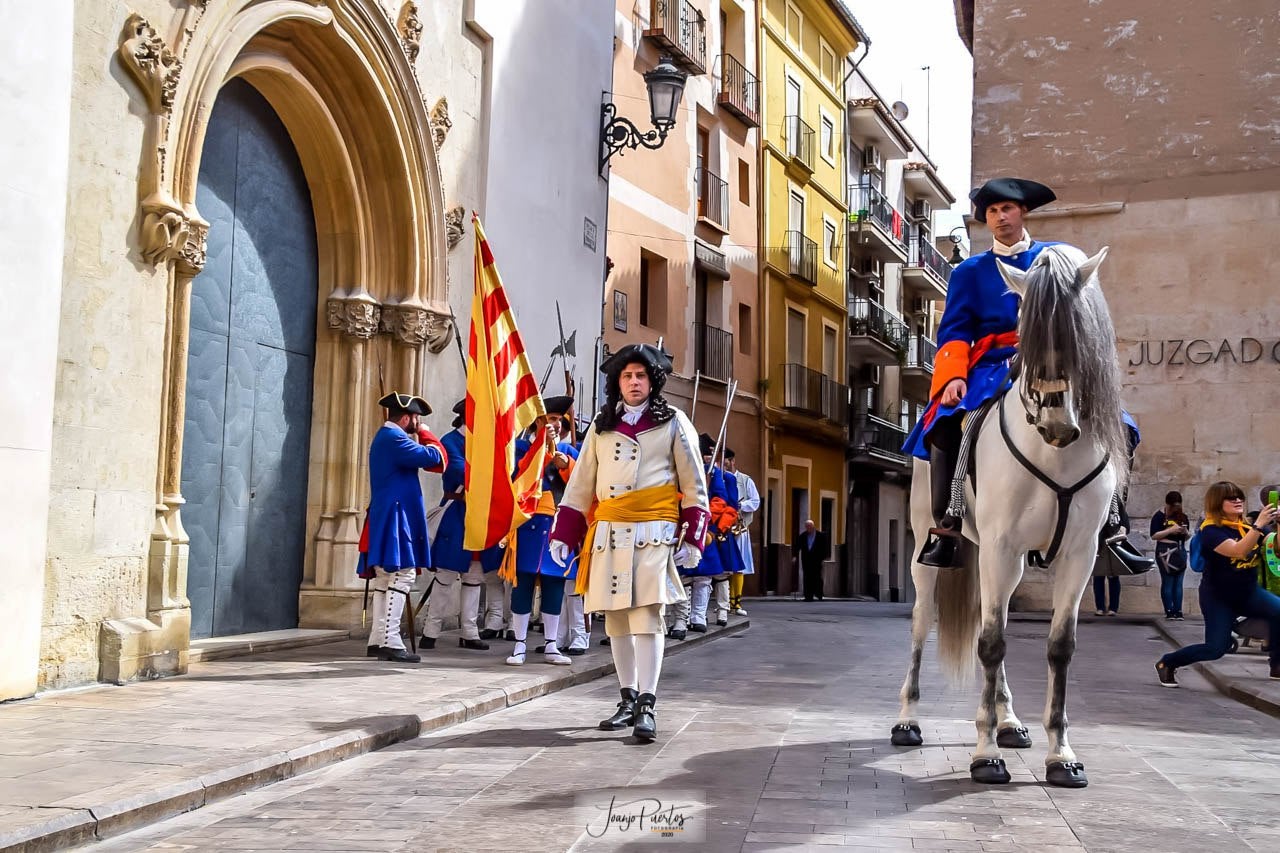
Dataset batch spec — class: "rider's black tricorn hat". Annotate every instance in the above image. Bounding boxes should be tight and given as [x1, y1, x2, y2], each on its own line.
[970, 177, 1056, 219]
[599, 343, 674, 377]
[379, 391, 431, 416]
[543, 395, 574, 417]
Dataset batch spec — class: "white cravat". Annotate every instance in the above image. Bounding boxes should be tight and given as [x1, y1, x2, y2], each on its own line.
[621, 402, 648, 426]
[992, 230, 1032, 257]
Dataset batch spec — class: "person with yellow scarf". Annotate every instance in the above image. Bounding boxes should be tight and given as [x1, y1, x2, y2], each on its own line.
[548, 344, 710, 742]
[1156, 481, 1280, 686]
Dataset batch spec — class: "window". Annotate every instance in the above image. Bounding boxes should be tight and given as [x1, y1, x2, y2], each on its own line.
[820, 40, 837, 87]
[785, 2, 802, 46]
[639, 250, 667, 331]
[738, 303, 752, 354]
[822, 325, 837, 377]
[738, 158, 750, 204]
[820, 114, 835, 162]
[823, 217, 838, 267]
[786, 308, 805, 364]
[820, 497, 835, 545]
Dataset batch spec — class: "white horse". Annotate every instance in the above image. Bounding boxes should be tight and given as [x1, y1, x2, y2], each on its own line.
[891, 245, 1129, 788]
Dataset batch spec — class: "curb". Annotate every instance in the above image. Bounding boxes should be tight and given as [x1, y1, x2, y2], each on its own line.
[1, 620, 748, 852]
[1149, 619, 1280, 720]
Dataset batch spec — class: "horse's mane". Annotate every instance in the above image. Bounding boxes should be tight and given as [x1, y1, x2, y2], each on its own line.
[1017, 245, 1130, 492]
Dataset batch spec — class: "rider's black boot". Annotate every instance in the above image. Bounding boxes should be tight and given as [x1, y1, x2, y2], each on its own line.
[917, 443, 963, 568]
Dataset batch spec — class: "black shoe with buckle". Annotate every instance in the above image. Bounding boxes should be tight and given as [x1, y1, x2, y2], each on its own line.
[688, 623, 708, 634]
[459, 637, 490, 651]
[419, 635, 436, 650]
[377, 647, 421, 663]
[478, 628, 500, 640]
[599, 688, 639, 731]
[366, 644, 380, 658]
[632, 693, 657, 741]
[1155, 660, 1178, 688]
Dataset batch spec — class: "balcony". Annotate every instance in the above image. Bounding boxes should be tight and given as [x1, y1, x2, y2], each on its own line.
[693, 321, 733, 381]
[901, 334, 937, 400]
[644, 0, 707, 74]
[847, 297, 908, 365]
[902, 237, 951, 300]
[771, 230, 817, 285]
[718, 52, 759, 127]
[848, 184, 908, 263]
[696, 166, 728, 231]
[783, 363, 848, 424]
[783, 115, 815, 177]
[849, 409, 911, 468]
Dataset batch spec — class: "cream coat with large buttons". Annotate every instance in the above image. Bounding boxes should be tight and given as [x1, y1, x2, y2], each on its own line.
[559, 410, 709, 613]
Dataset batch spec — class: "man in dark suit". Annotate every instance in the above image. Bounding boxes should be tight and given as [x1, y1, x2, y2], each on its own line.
[796, 520, 829, 602]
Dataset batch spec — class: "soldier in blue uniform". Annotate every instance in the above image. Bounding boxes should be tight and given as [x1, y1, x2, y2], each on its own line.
[505, 396, 579, 666]
[905, 177, 1148, 572]
[361, 392, 446, 663]
[420, 400, 503, 651]
[671, 433, 737, 638]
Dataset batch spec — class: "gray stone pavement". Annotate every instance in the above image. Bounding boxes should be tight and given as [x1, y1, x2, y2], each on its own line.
[75, 601, 1280, 853]
[0, 619, 743, 851]
[1149, 617, 1280, 717]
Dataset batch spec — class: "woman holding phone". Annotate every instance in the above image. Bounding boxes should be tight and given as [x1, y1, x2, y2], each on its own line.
[1150, 490, 1190, 619]
[1156, 481, 1280, 686]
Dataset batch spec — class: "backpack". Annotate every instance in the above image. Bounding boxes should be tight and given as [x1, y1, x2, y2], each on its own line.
[1188, 528, 1206, 573]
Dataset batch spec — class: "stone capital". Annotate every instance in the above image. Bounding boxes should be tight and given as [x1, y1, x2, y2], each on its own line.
[326, 292, 382, 339]
[140, 191, 190, 266]
[379, 302, 453, 350]
[119, 13, 182, 114]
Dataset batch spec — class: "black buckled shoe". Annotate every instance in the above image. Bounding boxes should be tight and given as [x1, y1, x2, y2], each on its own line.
[599, 688, 639, 731]
[419, 635, 436, 650]
[688, 623, 708, 634]
[918, 518, 963, 568]
[668, 628, 687, 640]
[632, 693, 657, 741]
[366, 644, 380, 658]
[478, 628, 500, 640]
[565, 647, 586, 656]
[377, 647, 421, 663]
[459, 637, 490, 651]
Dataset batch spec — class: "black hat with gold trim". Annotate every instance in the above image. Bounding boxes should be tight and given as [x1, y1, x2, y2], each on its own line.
[379, 391, 431, 416]
[970, 177, 1056, 219]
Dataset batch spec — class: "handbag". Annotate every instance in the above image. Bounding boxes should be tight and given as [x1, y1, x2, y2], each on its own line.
[1156, 539, 1187, 574]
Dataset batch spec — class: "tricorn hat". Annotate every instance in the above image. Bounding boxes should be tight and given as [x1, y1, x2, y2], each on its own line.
[543, 395, 574, 417]
[379, 391, 431, 416]
[969, 177, 1056, 219]
[698, 432, 715, 457]
[452, 399, 466, 416]
[599, 343, 673, 377]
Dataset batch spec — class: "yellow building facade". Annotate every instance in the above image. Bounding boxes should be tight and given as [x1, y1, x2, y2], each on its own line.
[757, 0, 863, 593]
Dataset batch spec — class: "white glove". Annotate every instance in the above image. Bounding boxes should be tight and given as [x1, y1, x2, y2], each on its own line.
[549, 541, 571, 568]
[673, 543, 701, 569]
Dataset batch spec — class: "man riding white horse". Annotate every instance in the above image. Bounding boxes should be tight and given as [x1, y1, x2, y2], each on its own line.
[904, 177, 1149, 574]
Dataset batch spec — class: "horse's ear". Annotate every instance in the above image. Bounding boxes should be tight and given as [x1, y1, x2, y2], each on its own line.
[1077, 246, 1109, 287]
[995, 257, 1029, 296]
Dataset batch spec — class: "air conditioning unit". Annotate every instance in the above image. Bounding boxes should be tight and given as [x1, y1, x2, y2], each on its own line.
[911, 198, 932, 222]
[863, 145, 882, 172]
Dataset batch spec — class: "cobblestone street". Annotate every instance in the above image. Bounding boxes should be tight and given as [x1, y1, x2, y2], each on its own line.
[80, 601, 1280, 852]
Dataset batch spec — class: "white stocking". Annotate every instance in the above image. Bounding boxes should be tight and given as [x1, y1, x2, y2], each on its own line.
[541, 612, 561, 652]
[610, 633, 638, 691]
[635, 632, 665, 694]
[512, 611, 531, 642]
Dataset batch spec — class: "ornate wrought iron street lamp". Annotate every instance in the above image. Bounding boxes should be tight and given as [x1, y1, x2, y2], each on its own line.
[599, 56, 689, 174]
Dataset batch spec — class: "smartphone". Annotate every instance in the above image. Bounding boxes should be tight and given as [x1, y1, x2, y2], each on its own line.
[1270, 490, 1279, 508]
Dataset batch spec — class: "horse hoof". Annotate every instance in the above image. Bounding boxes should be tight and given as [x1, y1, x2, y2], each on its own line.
[969, 758, 1011, 785]
[997, 726, 1032, 749]
[1045, 761, 1088, 788]
[890, 723, 923, 747]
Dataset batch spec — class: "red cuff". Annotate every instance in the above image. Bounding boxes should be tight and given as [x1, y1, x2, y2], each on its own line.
[417, 428, 447, 474]
[550, 506, 588, 550]
[681, 506, 711, 551]
[929, 340, 971, 399]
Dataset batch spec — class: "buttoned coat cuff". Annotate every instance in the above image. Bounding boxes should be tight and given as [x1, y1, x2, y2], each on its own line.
[681, 506, 711, 551]
[550, 506, 588, 550]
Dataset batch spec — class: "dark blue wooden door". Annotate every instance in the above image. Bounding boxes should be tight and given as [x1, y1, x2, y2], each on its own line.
[182, 78, 318, 639]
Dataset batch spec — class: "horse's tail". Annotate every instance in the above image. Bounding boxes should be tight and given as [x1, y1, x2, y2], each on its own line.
[934, 543, 981, 685]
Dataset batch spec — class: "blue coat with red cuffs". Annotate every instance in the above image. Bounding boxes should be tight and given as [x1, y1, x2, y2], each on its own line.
[430, 428, 506, 572]
[902, 241, 1061, 460]
[357, 423, 447, 575]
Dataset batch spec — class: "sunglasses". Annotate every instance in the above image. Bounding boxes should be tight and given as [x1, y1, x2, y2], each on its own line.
[1225, 496, 1246, 502]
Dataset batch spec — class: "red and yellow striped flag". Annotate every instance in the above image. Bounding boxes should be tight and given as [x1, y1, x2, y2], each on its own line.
[463, 215, 548, 550]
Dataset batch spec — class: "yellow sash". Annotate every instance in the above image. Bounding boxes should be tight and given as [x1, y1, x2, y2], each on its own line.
[574, 484, 681, 595]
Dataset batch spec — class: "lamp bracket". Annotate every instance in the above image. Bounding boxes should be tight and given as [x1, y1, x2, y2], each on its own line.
[599, 102, 670, 175]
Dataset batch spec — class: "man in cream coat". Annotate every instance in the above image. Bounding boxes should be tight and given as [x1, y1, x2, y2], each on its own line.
[549, 343, 710, 742]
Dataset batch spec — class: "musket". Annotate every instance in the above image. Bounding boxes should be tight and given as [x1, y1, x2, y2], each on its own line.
[365, 354, 391, 629]
[690, 370, 702, 422]
[710, 378, 738, 466]
[447, 304, 468, 371]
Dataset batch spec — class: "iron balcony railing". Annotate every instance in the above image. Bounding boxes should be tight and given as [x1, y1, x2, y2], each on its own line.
[847, 297, 909, 354]
[849, 183, 905, 250]
[693, 321, 733, 381]
[783, 363, 824, 416]
[908, 237, 953, 285]
[821, 375, 850, 425]
[718, 52, 759, 126]
[781, 230, 817, 284]
[905, 334, 937, 371]
[647, 0, 707, 74]
[783, 115, 815, 170]
[850, 409, 909, 461]
[696, 166, 729, 229]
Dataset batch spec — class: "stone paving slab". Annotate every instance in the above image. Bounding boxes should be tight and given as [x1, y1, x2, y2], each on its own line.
[1150, 617, 1280, 717]
[0, 618, 746, 852]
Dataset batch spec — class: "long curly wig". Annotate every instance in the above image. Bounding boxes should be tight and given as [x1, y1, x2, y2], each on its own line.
[593, 358, 675, 431]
